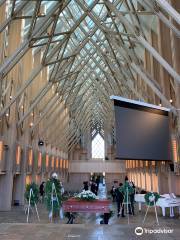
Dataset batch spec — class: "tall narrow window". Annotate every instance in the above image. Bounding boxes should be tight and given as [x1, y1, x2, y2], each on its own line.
[92, 133, 105, 159]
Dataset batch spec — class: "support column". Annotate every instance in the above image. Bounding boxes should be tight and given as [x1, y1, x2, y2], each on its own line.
[0, 17, 22, 210]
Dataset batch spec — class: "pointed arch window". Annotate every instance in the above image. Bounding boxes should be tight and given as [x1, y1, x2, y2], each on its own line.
[92, 133, 105, 159]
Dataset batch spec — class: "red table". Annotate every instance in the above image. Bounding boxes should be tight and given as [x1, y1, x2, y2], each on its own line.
[63, 198, 111, 224]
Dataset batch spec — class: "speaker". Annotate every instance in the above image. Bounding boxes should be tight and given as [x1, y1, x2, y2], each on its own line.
[38, 140, 44, 146]
[169, 163, 174, 172]
[14, 200, 19, 206]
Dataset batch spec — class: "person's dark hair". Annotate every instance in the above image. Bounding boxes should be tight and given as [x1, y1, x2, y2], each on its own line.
[131, 181, 135, 187]
[119, 183, 123, 186]
[125, 176, 128, 181]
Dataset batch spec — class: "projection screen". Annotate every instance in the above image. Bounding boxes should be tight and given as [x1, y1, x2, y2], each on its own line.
[111, 96, 171, 161]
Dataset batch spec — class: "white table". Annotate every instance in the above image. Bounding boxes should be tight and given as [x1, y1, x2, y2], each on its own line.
[135, 194, 180, 217]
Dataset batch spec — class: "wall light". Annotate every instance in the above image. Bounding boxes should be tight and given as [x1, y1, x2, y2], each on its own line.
[29, 122, 34, 127]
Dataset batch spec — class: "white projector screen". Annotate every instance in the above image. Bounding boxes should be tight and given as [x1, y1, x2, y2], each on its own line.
[113, 97, 171, 161]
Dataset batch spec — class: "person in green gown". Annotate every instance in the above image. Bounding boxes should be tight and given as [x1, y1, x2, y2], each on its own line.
[121, 176, 134, 215]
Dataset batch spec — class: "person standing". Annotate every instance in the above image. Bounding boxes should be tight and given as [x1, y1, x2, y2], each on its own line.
[123, 176, 134, 215]
[59, 181, 64, 220]
[39, 182, 45, 202]
[110, 185, 116, 202]
[91, 181, 97, 194]
[115, 183, 125, 217]
[129, 181, 135, 215]
[83, 181, 89, 191]
[95, 176, 100, 192]
[60, 181, 64, 195]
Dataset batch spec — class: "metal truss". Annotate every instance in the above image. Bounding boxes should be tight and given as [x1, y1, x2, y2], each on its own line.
[0, 0, 179, 149]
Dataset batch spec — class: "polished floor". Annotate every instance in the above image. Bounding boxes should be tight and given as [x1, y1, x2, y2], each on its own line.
[0, 184, 179, 240]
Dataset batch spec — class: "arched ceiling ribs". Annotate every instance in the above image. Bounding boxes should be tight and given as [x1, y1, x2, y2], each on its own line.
[104, 0, 180, 84]
[0, 0, 179, 149]
[136, 0, 180, 37]
[0, 1, 64, 78]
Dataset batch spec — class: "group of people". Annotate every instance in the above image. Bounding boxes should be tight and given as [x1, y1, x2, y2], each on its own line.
[83, 176, 101, 195]
[111, 176, 135, 217]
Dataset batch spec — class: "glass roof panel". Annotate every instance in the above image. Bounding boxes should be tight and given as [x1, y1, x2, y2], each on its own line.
[1, 0, 160, 135]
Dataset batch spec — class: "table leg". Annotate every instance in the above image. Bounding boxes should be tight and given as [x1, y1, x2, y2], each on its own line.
[66, 213, 75, 224]
[170, 207, 174, 217]
[139, 202, 142, 211]
[69, 215, 74, 224]
[161, 207, 165, 217]
[104, 213, 109, 224]
[66, 216, 71, 224]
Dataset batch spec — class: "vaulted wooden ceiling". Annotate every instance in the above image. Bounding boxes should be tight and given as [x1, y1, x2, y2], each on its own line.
[0, 0, 179, 150]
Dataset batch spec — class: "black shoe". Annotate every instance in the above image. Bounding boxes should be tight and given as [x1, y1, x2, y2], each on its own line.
[117, 214, 120, 217]
[121, 215, 125, 217]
